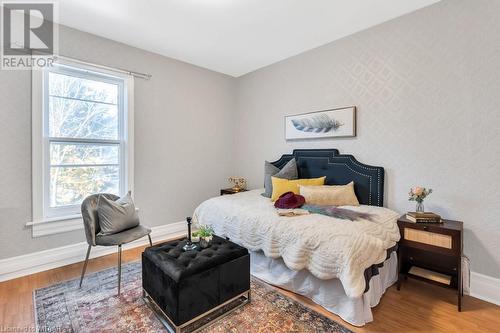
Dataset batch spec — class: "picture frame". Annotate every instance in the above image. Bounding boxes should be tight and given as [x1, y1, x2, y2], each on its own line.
[284, 106, 356, 140]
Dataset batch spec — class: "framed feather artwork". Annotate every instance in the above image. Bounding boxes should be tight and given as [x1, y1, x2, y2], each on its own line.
[284, 106, 356, 140]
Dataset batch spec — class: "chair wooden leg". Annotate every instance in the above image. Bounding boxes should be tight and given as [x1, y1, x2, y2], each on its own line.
[148, 234, 153, 247]
[117, 245, 122, 295]
[79, 245, 92, 288]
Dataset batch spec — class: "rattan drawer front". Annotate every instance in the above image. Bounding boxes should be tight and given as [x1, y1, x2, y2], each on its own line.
[404, 228, 452, 249]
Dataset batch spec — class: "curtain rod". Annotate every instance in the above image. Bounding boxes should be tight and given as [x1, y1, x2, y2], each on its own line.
[27, 50, 152, 80]
[53, 55, 152, 80]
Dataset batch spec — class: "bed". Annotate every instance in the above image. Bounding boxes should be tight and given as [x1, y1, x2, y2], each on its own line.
[193, 149, 400, 326]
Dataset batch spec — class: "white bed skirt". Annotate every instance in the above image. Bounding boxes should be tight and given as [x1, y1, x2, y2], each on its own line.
[250, 250, 398, 327]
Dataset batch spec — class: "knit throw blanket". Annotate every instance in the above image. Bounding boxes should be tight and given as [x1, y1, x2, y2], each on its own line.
[194, 189, 400, 298]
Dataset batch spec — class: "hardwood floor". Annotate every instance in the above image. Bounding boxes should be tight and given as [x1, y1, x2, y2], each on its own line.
[1, 243, 498, 333]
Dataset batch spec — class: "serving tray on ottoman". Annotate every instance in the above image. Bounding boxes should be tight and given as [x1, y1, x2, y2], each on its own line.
[142, 235, 250, 333]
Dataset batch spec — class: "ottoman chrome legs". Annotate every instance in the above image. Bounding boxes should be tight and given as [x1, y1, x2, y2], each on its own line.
[143, 289, 251, 333]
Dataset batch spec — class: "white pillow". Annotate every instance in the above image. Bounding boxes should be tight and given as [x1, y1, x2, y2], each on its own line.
[299, 182, 360, 206]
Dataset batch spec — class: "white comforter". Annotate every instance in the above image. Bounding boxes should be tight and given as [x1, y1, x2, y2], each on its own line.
[193, 189, 400, 298]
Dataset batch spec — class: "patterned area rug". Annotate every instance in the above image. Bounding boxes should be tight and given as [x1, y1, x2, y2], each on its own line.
[34, 261, 352, 333]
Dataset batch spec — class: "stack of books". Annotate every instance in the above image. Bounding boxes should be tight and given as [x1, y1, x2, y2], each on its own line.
[406, 212, 442, 223]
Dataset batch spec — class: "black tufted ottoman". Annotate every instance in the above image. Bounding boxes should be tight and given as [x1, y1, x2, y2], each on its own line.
[142, 236, 250, 333]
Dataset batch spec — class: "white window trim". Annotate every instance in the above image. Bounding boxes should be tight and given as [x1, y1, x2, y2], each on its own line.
[30, 59, 134, 237]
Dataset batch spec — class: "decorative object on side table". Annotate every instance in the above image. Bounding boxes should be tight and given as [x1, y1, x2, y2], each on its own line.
[182, 217, 198, 251]
[397, 215, 464, 311]
[228, 176, 247, 191]
[408, 186, 432, 213]
[284, 106, 356, 140]
[192, 224, 214, 249]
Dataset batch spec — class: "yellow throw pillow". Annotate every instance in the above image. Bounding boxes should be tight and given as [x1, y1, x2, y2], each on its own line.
[299, 182, 360, 206]
[271, 176, 326, 201]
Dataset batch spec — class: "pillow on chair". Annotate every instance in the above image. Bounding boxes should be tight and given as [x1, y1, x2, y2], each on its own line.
[97, 192, 139, 235]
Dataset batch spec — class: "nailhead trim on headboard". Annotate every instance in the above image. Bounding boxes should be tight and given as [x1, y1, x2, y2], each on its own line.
[270, 149, 384, 207]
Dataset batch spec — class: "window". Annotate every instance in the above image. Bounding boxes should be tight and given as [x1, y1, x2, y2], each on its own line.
[32, 59, 134, 235]
[44, 67, 125, 216]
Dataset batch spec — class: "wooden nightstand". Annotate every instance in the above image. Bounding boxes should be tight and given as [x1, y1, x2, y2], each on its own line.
[220, 188, 248, 196]
[397, 216, 464, 311]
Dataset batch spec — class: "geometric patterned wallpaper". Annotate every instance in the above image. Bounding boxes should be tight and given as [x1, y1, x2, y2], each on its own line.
[235, 0, 500, 277]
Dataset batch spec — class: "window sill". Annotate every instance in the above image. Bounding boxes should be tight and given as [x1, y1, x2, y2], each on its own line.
[26, 208, 140, 238]
[27, 215, 84, 238]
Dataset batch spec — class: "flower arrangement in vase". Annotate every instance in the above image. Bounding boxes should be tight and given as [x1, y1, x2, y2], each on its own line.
[408, 186, 433, 213]
[192, 225, 214, 248]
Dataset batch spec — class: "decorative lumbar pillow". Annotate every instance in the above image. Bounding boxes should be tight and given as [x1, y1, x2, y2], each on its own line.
[271, 176, 326, 201]
[262, 159, 298, 198]
[299, 182, 360, 206]
[97, 192, 139, 235]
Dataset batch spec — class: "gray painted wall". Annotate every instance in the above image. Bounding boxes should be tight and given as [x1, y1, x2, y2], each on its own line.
[234, 0, 500, 278]
[1, 0, 499, 280]
[0, 25, 236, 259]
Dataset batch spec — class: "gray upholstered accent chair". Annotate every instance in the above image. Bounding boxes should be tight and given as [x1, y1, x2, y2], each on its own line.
[79, 193, 152, 294]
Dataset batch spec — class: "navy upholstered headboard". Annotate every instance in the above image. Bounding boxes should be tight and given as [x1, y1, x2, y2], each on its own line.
[270, 149, 384, 207]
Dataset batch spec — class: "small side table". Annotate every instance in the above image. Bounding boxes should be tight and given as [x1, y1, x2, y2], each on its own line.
[397, 216, 464, 311]
[220, 188, 248, 196]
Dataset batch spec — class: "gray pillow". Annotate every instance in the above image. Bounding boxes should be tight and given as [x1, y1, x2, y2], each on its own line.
[262, 158, 298, 198]
[97, 192, 139, 235]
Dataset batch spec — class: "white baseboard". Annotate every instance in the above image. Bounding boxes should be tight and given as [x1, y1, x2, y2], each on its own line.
[3, 226, 500, 308]
[470, 271, 500, 306]
[0, 222, 186, 283]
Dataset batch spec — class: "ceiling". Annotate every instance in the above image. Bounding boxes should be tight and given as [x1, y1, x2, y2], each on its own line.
[58, 0, 440, 77]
